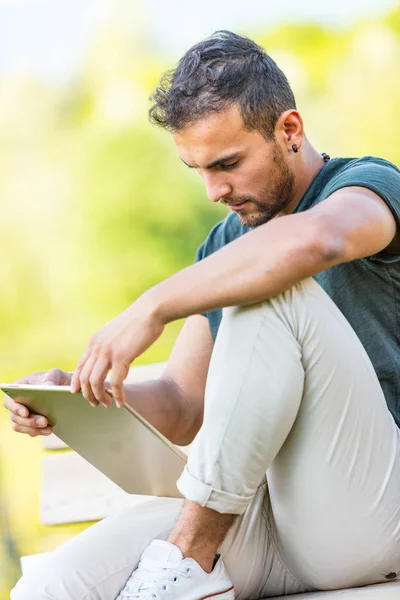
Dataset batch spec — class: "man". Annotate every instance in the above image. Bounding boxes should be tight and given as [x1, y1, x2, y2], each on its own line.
[5, 30, 400, 600]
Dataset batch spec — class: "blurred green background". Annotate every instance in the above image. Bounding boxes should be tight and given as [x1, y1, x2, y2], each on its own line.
[0, 1, 399, 597]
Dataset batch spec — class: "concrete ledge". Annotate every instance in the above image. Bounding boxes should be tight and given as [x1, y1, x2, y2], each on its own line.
[268, 580, 400, 598]
[41, 452, 154, 525]
[19, 554, 400, 599]
[40, 447, 190, 525]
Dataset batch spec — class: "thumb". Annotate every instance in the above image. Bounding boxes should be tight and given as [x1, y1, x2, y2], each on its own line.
[41, 368, 70, 386]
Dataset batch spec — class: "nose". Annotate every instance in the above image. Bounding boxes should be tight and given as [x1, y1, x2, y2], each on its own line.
[203, 174, 232, 203]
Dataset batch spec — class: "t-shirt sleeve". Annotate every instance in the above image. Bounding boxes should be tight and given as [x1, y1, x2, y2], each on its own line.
[195, 241, 206, 263]
[194, 216, 238, 336]
[194, 242, 208, 318]
[193, 213, 249, 338]
[195, 218, 227, 263]
[194, 221, 225, 322]
[323, 157, 400, 261]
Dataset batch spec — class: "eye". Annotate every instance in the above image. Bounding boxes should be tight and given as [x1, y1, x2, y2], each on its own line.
[221, 162, 237, 171]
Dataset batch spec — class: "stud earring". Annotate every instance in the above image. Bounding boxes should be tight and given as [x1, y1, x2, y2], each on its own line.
[292, 144, 298, 153]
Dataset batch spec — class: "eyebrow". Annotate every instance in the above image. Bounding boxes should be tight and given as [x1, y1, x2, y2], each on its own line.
[180, 152, 240, 170]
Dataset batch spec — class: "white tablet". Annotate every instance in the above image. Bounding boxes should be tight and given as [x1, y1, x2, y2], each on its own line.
[1, 384, 186, 498]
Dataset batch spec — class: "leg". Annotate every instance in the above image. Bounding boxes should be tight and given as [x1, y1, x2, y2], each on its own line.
[10, 493, 306, 599]
[168, 500, 235, 572]
[177, 277, 400, 594]
[266, 280, 400, 590]
[168, 285, 306, 575]
[11, 498, 184, 600]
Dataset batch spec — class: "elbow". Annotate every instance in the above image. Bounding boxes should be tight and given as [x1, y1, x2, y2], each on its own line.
[308, 215, 346, 266]
[318, 237, 345, 265]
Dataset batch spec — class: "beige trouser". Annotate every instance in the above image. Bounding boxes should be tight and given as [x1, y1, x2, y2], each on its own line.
[11, 278, 400, 599]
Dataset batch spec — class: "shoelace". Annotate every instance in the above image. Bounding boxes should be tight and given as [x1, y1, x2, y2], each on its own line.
[119, 558, 192, 600]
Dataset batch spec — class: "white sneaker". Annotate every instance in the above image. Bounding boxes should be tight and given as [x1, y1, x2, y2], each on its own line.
[116, 540, 235, 600]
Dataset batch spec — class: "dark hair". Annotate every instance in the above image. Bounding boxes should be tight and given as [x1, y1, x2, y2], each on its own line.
[149, 30, 296, 140]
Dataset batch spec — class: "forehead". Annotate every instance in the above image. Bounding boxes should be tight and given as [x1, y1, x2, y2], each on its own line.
[172, 104, 264, 166]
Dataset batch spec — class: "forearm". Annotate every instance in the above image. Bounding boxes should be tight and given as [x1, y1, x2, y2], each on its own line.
[146, 211, 339, 324]
[124, 377, 202, 446]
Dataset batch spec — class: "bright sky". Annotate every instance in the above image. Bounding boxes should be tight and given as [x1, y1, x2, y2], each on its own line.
[0, 0, 398, 82]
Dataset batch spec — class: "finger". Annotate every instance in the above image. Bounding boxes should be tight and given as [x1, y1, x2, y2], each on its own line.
[110, 360, 130, 408]
[11, 413, 49, 428]
[11, 421, 52, 436]
[3, 394, 30, 417]
[70, 347, 92, 393]
[89, 357, 112, 407]
[79, 355, 101, 407]
[43, 368, 71, 386]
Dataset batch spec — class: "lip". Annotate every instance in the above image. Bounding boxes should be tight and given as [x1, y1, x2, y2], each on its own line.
[227, 201, 248, 211]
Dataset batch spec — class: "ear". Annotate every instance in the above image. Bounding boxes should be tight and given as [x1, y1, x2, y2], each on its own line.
[275, 110, 304, 150]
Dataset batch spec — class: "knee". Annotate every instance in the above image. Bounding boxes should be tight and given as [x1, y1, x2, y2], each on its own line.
[10, 576, 53, 600]
[10, 569, 71, 600]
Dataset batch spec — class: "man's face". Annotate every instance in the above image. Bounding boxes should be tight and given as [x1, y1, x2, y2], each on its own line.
[172, 104, 296, 227]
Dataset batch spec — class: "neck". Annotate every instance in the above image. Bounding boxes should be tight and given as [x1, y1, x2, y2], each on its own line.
[284, 140, 327, 215]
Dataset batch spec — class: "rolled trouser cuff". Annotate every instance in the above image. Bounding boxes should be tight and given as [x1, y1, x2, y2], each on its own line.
[177, 465, 253, 514]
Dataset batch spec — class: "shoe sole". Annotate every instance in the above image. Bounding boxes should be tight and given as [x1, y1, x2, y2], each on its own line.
[200, 586, 235, 600]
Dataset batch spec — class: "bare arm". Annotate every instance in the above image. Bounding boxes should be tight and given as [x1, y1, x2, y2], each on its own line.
[4, 316, 214, 445]
[124, 314, 213, 445]
[147, 187, 398, 323]
[70, 186, 398, 406]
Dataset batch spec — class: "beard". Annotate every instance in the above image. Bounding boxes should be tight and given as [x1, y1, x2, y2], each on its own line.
[223, 143, 295, 228]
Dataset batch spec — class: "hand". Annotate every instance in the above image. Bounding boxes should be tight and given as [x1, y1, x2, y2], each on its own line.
[70, 297, 165, 408]
[3, 368, 72, 437]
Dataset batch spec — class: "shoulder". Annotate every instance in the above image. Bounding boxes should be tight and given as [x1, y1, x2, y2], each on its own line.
[320, 157, 400, 253]
[196, 213, 251, 261]
[323, 156, 399, 197]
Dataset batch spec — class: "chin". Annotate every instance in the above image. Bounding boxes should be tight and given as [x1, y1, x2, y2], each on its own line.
[238, 212, 271, 228]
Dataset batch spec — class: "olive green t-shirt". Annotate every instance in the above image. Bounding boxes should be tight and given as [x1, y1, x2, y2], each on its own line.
[195, 156, 400, 427]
